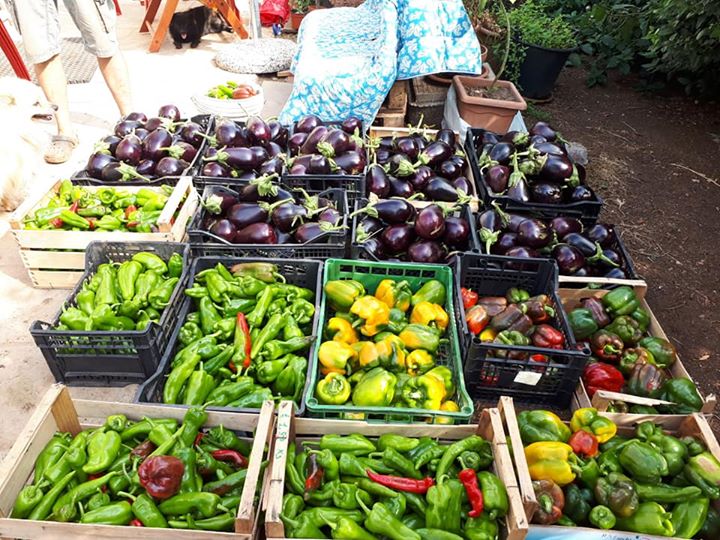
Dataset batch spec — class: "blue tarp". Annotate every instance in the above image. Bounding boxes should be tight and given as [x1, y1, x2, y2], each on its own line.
[278, 0, 484, 125]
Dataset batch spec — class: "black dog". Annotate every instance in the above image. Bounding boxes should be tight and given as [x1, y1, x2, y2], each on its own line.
[170, 7, 232, 49]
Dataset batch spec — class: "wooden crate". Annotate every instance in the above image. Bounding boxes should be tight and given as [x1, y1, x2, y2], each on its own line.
[369, 126, 481, 211]
[560, 287, 716, 428]
[374, 81, 408, 127]
[9, 176, 198, 288]
[264, 401, 529, 540]
[499, 395, 720, 539]
[0, 384, 274, 539]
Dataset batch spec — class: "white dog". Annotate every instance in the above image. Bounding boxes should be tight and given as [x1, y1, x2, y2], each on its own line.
[0, 77, 54, 211]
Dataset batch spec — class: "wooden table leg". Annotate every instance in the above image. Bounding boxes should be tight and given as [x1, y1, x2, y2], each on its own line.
[140, 0, 162, 33]
[148, 0, 179, 52]
[203, 0, 249, 39]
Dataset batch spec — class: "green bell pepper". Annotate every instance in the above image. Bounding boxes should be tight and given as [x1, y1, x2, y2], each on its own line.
[398, 324, 443, 353]
[517, 410, 571, 444]
[588, 505, 616, 529]
[653, 377, 704, 413]
[698, 505, 720, 539]
[618, 440, 669, 484]
[324, 279, 365, 311]
[605, 315, 643, 346]
[671, 497, 709, 539]
[411, 280, 446, 307]
[615, 501, 675, 536]
[639, 336, 677, 369]
[352, 367, 396, 407]
[684, 451, 720, 500]
[594, 472, 639, 518]
[568, 308, 599, 340]
[464, 513, 499, 540]
[602, 286, 640, 317]
[563, 484, 591, 524]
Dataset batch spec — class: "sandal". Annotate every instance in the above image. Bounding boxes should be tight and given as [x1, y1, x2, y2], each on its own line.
[45, 134, 79, 164]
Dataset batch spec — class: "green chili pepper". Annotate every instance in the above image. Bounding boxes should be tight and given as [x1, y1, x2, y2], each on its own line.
[130, 492, 168, 528]
[148, 277, 179, 310]
[246, 286, 276, 327]
[182, 368, 216, 405]
[28, 470, 76, 521]
[117, 260, 143, 301]
[132, 252, 168, 274]
[133, 270, 160, 306]
[167, 253, 184, 278]
[477, 471, 509, 519]
[250, 313, 286, 359]
[83, 429, 121, 474]
[11, 485, 46, 518]
[80, 500, 132, 525]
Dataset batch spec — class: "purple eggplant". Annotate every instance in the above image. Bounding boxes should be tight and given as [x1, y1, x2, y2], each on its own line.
[114, 120, 142, 138]
[86, 152, 117, 179]
[341, 116, 362, 134]
[425, 177, 461, 202]
[378, 136, 394, 150]
[226, 203, 268, 229]
[389, 176, 415, 198]
[367, 165, 391, 197]
[356, 216, 384, 241]
[319, 207, 341, 226]
[480, 131, 500, 145]
[443, 216, 470, 249]
[142, 129, 173, 161]
[157, 104, 181, 122]
[300, 126, 329, 155]
[530, 134, 547, 145]
[410, 165, 433, 191]
[394, 137, 420, 161]
[144, 117, 163, 131]
[507, 178, 531, 203]
[317, 129, 351, 158]
[115, 135, 143, 165]
[573, 267, 591, 278]
[264, 142, 282, 158]
[438, 159, 463, 180]
[235, 222, 277, 244]
[169, 141, 197, 163]
[101, 135, 121, 154]
[453, 176, 472, 195]
[550, 217, 583, 239]
[155, 157, 187, 176]
[598, 248, 622, 270]
[288, 132, 308, 156]
[206, 189, 237, 214]
[388, 153, 415, 177]
[247, 117, 271, 146]
[506, 214, 527, 233]
[417, 141, 452, 168]
[488, 142, 513, 164]
[215, 120, 239, 147]
[517, 219, 551, 248]
[333, 151, 365, 174]
[505, 246, 541, 260]
[210, 219, 237, 242]
[308, 154, 332, 175]
[133, 128, 150, 141]
[564, 233, 597, 257]
[381, 224, 415, 254]
[540, 155, 574, 182]
[295, 222, 338, 243]
[210, 147, 258, 171]
[125, 112, 147, 123]
[408, 241, 445, 263]
[531, 182, 563, 204]
[201, 162, 229, 177]
[249, 146, 269, 165]
[294, 115, 322, 134]
[567, 185, 595, 202]
[376, 148, 391, 165]
[552, 244, 585, 274]
[435, 128, 456, 147]
[478, 209, 501, 232]
[361, 237, 385, 259]
[259, 156, 284, 176]
[586, 224, 616, 248]
[535, 142, 565, 156]
[604, 267, 628, 279]
[485, 165, 510, 193]
[180, 121, 204, 146]
[232, 127, 250, 148]
[372, 199, 415, 224]
[271, 202, 308, 233]
[268, 120, 289, 146]
[136, 159, 156, 176]
[415, 204, 446, 240]
[492, 232, 519, 255]
[529, 121, 557, 141]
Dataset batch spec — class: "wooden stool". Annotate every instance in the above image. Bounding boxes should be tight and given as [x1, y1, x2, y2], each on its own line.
[140, 0, 248, 53]
[0, 19, 30, 80]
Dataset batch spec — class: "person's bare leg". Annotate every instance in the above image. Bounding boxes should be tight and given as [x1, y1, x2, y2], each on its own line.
[34, 54, 75, 137]
[97, 53, 132, 116]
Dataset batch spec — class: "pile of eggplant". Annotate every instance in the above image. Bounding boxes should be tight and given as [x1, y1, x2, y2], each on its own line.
[474, 121, 597, 206]
[286, 115, 366, 175]
[81, 105, 206, 182]
[353, 199, 473, 263]
[200, 117, 288, 179]
[368, 128, 473, 202]
[478, 208, 633, 279]
[197, 176, 344, 245]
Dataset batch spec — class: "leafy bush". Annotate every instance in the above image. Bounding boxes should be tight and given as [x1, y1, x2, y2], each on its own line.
[509, 0, 577, 49]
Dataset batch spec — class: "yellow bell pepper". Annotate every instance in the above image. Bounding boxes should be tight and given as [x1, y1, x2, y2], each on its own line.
[433, 400, 460, 425]
[350, 296, 390, 337]
[326, 317, 359, 344]
[358, 338, 405, 371]
[374, 279, 412, 312]
[410, 301, 449, 332]
[406, 349, 435, 376]
[524, 442, 576, 486]
[570, 407, 617, 443]
[479, 327, 497, 342]
[318, 341, 356, 375]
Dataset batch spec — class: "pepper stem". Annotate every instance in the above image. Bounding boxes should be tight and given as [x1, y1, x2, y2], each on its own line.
[355, 490, 371, 515]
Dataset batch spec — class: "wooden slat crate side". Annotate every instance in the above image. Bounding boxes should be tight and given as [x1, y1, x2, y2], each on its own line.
[558, 275, 648, 289]
[266, 403, 528, 540]
[19, 250, 87, 271]
[500, 396, 720, 539]
[0, 386, 271, 539]
[26, 270, 84, 289]
[11, 229, 175, 251]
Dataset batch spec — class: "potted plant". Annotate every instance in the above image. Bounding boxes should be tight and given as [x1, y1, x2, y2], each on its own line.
[505, 0, 577, 100]
[453, 0, 526, 132]
[290, 0, 315, 30]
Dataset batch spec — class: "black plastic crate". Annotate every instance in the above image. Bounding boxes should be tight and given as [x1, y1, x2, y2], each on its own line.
[454, 253, 590, 407]
[71, 114, 213, 185]
[187, 183, 349, 259]
[465, 128, 603, 222]
[30, 241, 190, 387]
[349, 199, 480, 262]
[134, 257, 323, 414]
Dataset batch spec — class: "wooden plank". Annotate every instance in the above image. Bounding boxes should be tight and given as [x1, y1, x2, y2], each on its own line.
[149, 0, 179, 52]
[157, 175, 191, 232]
[386, 80, 408, 110]
[373, 107, 406, 128]
[19, 250, 86, 271]
[12, 229, 174, 250]
[26, 270, 84, 289]
[558, 275, 648, 289]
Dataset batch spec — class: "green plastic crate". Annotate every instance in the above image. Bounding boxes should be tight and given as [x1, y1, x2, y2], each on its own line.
[304, 259, 474, 423]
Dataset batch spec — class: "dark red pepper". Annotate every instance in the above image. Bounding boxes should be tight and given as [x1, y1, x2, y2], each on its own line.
[532, 324, 565, 350]
[138, 455, 184, 500]
[50, 217, 64, 229]
[581, 297, 610, 328]
[583, 362, 625, 397]
[461, 287, 479, 309]
[458, 468, 484, 517]
[304, 453, 324, 499]
[238, 313, 252, 370]
[194, 432, 205, 446]
[131, 440, 157, 459]
[590, 330, 623, 362]
[130, 519, 144, 527]
[68, 201, 79, 213]
[521, 295, 556, 324]
[125, 205, 137, 218]
[366, 469, 435, 494]
[568, 430, 599, 458]
[211, 449, 248, 469]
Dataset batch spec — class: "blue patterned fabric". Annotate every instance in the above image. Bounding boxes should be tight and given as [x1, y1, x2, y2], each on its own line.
[279, 0, 483, 125]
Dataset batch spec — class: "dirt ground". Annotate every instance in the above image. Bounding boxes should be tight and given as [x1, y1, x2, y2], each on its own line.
[530, 68, 720, 419]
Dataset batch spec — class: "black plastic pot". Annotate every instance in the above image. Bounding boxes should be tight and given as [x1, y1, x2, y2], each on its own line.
[516, 39, 574, 100]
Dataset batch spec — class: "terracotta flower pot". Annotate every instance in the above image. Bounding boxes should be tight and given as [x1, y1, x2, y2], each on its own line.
[453, 76, 526, 132]
[290, 12, 306, 30]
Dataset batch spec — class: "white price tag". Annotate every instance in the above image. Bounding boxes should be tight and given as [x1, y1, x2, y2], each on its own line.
[513, 371, 542, 386]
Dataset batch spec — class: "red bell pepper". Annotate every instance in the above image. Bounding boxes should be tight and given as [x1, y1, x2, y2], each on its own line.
[461, 287, 478, 309]
[568, 430, 599, 458]
[532, 324, 565, 350]
[590, 330, 623, 362]
[583, 362, 624, 397]
[466, 305, 490, 335]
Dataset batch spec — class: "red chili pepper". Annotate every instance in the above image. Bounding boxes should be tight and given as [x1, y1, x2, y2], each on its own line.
[530, 354, 549, 363]
[49, 217, 64, 229]
[138, 455, 185, 499]
[87, 473, 108, 492]
[461, 287, 479, 309]
[211, 449, 248, 469]
[304, 453, 324, 499]
[568, 430, 599, 458]
[238, 313, 252, 369]
[458, 468, 484, 517]
[68, 201, 79, 213]
[194, 432, 205, 446]
[125, 205, 137, 218]
[366, 469, 435, 494]
[131, 440, 157, 459]
[126, 221, 139, 229]
[129, 519, 144, 527]
[87, 217, 97, 230]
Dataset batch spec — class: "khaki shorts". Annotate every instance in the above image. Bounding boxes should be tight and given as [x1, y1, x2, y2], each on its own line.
[12, 0, 118, 65]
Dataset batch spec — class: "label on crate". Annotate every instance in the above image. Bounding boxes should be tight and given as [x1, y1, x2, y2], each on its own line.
[528, 529, 663, 540]
[513, 371, 542, 386]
